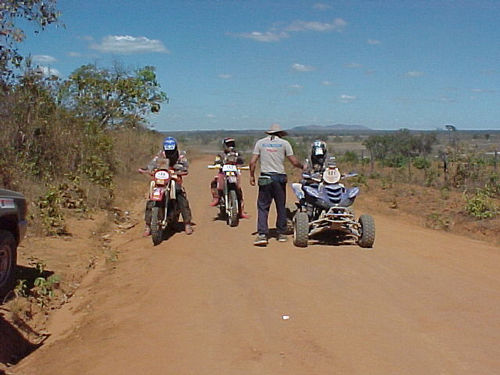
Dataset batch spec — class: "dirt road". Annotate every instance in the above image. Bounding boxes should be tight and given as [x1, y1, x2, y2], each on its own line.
[13, 157, 500, 375]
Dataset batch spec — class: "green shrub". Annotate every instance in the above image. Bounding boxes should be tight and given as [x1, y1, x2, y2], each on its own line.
[464, 188, 498, 219]
[413, 156, 431, 170]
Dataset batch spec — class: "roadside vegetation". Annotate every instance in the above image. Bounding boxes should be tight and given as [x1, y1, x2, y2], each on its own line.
[1, 2, 169, 356]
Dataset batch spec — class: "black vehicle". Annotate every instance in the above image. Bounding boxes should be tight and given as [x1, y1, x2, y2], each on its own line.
[0, 188, 27, 299]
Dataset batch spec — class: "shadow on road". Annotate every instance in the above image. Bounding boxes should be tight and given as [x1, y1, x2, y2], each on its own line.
[0, 313, 41, 367]
[309, 231, 357, 247]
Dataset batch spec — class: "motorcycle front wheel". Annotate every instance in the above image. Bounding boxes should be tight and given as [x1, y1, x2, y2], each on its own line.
[227, 190, 239, 227]
[151, 206, 164, 246]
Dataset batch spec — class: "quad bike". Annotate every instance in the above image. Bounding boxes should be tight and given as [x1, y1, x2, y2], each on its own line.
[208, 157, 248, 227]
[291, 159, 375, 248]
[142, 162, 184, 246]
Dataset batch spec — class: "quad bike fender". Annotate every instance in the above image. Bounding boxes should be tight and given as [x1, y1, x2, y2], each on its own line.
[291, 183, 305, 200]
[303, 185, 320, 199]
[347, 187, 359, 199]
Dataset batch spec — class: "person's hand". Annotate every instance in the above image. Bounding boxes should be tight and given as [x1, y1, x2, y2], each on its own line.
[250, 176, 256, 186]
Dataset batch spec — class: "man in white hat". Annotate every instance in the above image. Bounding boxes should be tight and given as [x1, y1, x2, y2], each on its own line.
[249, 123, 304, 246]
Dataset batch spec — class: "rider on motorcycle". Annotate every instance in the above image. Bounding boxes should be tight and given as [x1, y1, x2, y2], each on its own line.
[139, 136, 194, 236]
[209, 137, 249, 219]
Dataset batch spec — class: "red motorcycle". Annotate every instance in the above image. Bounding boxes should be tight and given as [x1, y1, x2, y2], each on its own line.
[141, 162, 185, 245]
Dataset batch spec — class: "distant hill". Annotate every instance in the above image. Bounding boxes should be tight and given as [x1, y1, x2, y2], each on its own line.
[290, 124, 372, 133]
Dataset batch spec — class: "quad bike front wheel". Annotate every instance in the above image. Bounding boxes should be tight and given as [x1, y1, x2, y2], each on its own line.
[293, 212, 309, 247]
[227, 190, 239, 227]
[151, 206, 164, 246]
[357, 214, 375, 248]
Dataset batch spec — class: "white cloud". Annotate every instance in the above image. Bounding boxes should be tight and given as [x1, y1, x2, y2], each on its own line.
[292, 63, 315, 72]
[68, 52, 82, 57]
[90, 35, 169, 54]
[289, 84, 303, 89]
[322, 80, 334, 86]
[206, 114, 216, 118]
[471, 88, 496, 93]
[218, 74, 232, 79]
[287, 18, 347, 32]
[339, 94, 356, 103]
[313, 3, 332, 10]
[32, 55, 57, 64]
[36, 66, 60, 77]
[367, 39, 381, 45]
[231, 17, 346, 43]
[406, 71, 424, 77]
[232, 31, 289, 42]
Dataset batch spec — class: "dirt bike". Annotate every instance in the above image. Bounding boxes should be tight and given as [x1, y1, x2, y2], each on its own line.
[208, 161, 248, 227]
[141, 163, 184, 246]
[291, 160, 375, 248]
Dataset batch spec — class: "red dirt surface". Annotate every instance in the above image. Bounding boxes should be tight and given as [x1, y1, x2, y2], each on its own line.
[8, 156, 500, 375]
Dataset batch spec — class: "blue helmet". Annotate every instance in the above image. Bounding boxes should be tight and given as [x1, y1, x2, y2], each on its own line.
[162, 137, 178, 157]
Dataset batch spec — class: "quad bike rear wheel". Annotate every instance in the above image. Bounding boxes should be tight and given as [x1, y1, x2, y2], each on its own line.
[358, 214, 375, 248]
[293, 212, 309, 247]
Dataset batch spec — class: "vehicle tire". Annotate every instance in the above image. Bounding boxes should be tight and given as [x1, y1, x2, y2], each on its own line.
[0, 230, 17, 299]
[228, 190, 239, 227]
[293, 212, 309, 247]
[358, 214, 375, 248]
[151, 206, 163, 246]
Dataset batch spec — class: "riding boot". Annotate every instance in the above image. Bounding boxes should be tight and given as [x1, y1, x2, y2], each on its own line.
[210, 188, 220, 206]
[239, 200, 250, 219]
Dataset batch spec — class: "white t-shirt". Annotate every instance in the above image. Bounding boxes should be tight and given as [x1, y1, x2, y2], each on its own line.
[253, 135, 294, 174]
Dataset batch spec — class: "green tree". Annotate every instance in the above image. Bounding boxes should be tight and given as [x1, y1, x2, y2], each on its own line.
[0, 0, 60, 83]
[60, 63, 168, 129]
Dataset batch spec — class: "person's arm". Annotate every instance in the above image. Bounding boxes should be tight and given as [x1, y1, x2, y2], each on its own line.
[249, 154, 259, 186]
[287, 155, 305, 170]
[284, 140, 305, 170]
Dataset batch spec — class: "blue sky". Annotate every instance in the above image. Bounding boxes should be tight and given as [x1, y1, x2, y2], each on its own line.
[19, 0, 500, 131]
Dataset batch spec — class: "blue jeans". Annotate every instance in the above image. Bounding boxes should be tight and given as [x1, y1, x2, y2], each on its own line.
[257, 174, 287, 235]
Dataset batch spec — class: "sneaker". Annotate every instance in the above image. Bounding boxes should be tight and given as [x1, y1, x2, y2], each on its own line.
[254, 234, 268, 246]
[277, 234, 288, 242]
[143, 226, 151, 237]
[239, 212, 250, 219]
[185, 223, 193, 235]
[209, 198, 219, 207]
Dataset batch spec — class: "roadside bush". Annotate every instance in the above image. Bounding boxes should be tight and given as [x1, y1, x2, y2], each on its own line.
[413, 156, 431, 170]
[464, 188, 498, 219]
